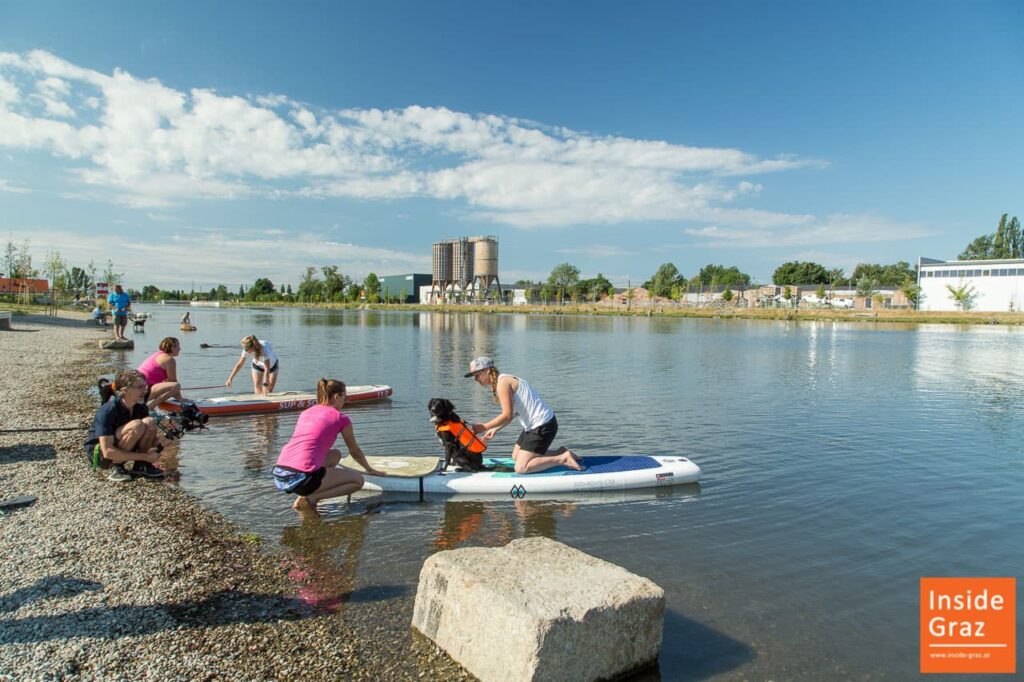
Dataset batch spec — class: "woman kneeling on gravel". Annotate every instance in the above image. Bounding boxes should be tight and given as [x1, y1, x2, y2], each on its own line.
[272, 378, 386, 516]
[85, 369, 165, 482]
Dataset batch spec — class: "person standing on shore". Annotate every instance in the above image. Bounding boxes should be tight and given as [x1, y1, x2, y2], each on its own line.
[137, 336, 185, 410]
[226, 335, 279, 395]
[107, 284, 131, 340]
[272, 378, 386, 515]
[465, 356, 582, 474]
[85, 369, 165, 481]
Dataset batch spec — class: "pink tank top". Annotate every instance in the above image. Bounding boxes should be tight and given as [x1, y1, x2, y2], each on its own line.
[138, 352, 169, 386]
[276, 404, 352, 472]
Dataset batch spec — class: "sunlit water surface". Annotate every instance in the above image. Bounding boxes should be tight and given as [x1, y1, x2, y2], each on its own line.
[114, 306, 1023, 680]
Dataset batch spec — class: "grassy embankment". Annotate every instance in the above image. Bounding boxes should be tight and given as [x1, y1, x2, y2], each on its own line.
[12, 300, 1024, 326]
[222, 300, 1024, 326]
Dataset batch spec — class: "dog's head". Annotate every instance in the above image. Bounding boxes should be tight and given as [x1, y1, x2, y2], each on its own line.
[427, 398, 457, 424]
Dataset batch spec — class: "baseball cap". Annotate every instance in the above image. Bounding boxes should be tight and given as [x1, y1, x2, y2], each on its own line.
[464, 356, 495, 377]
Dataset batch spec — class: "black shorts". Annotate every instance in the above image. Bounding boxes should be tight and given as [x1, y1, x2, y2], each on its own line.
[251, 361, 279, 374]
[516, 417, 558, 455]
[113, 313, 128, 323]
[291, 467, 326, 496]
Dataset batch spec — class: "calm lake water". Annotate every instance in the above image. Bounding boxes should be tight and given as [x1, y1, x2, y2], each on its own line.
[116, 306, 1023, 680]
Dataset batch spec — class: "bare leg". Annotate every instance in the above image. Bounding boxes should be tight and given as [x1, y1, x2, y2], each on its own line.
[147, 382, 182, 410]
[550, 446, 582, 461]
[266, 371, 279, 393]
[294, 467, 365, 515]
[250, 369, 261, 394]
[513, 446, 583, 474]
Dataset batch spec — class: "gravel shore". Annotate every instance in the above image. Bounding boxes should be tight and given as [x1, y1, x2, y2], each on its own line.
[0, 313, 469, 681]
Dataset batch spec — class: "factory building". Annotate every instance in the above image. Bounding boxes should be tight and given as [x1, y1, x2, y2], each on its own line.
[918, 257, 1024, 312]
[378, 274, 431, 303]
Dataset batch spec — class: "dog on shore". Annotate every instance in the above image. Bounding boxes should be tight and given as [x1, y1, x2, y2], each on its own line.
[428, 398, 491, 472]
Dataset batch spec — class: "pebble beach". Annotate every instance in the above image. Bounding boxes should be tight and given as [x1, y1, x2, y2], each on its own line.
[0, 313, 468, 681]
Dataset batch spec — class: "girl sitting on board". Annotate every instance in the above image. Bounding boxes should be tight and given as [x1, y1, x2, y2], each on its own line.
[226, 335, 279, 396]
[465, 356, 583, 474]
[137, 336, 185, 410]
[272, 378, 386, 515]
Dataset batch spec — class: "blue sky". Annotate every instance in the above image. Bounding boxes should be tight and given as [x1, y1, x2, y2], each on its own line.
[1, 0, 1022, 290]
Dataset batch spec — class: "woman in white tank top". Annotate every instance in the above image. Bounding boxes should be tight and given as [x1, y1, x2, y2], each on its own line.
[464, 356, 583, 474]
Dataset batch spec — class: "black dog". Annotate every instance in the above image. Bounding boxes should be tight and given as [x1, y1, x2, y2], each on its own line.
[428, 398, 491, 472]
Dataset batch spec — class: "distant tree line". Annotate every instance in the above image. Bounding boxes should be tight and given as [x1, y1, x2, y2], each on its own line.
[958, 213, 1022, 260]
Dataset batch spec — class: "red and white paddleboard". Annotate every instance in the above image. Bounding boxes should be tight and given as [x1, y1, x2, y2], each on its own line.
[160, 385, 393, 416]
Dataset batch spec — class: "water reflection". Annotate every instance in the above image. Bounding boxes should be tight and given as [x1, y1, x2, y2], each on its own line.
[242, 414, 282, 472]
[279, 508, 375, 613]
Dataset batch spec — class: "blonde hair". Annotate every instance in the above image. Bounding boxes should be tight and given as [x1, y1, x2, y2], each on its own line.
[159, 337, 179, 353]
[241, 335, 263, 359]
[317, 378, 347, 405]
[482, 366, 500, 403]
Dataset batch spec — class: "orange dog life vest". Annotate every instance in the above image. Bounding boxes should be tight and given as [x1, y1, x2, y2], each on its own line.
[436, 420, 487, 454]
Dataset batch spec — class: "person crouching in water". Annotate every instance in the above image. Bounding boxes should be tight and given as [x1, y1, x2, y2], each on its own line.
[85, 369, 165, 481]
[137, 336, 185, 410]
[273, 378, 386, 515]
[465, 356, 583, 474]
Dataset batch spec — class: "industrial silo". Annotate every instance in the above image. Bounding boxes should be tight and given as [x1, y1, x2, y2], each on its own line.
[469, 235, 500, 301]
[451, 238, 473, 294]
[431, 241, 453, 303]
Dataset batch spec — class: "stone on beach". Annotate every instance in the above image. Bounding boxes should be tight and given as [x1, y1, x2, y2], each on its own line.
[412, 536, 665, 682]
[99, 338, 134, 349]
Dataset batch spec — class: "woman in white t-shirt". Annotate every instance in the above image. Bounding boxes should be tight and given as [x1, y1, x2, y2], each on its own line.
[465, 356, 582, 474]
[226, 335, 280, 396]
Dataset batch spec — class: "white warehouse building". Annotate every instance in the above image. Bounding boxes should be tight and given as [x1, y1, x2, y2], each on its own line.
[918, 257, 1024, 312]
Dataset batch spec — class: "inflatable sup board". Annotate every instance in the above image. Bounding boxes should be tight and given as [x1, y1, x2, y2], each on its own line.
[347, 454, 700, 497]
[161, 385, 392, 416]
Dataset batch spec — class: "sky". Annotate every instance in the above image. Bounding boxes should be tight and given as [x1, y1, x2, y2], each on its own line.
[1, 0, 1022, 290]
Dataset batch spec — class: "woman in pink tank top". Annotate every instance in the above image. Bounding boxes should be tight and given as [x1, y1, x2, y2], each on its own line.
[137, 337, 184, 410]
[273, 378, 386, 516]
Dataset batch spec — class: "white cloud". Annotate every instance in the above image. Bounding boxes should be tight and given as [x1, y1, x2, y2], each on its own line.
[556, 244, 639, 258]
[0, 49, 824, 229]
[684, 213, 936, 248]
[1, 226, 430, 289]
[0, 179, 31, 193]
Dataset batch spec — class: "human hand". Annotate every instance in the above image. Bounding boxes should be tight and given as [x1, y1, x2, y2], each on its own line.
[366, 468, 386, 476]
[484, 428, 499, 440]
[472, 422, 486, 434]
[225, 378, 233, 388]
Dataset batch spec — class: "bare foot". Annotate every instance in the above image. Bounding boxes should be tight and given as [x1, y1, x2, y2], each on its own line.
[553, 447, 582, 462]
[292, 496, 320, 516]
[562, 453, 584, 471]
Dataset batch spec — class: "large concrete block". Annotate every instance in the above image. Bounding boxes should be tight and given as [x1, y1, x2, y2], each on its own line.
[99, 339, 134, 349]
[412, 537, 664, 682]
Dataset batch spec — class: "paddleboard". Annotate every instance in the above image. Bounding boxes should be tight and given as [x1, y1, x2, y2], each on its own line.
[160, 385, 392, 416]
[346, 454, 700, 497]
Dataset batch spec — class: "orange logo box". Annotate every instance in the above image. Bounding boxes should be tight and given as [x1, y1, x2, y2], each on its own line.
[920, 577, 1016, 674]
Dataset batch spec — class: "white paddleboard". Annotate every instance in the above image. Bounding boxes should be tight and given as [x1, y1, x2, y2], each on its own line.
[345, 454, 700, 497]
[162, 384, 392, 415]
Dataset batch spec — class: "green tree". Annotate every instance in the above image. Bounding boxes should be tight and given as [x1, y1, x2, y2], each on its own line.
[140, 284, 160, 300]
[773, 261, 829, 286]
[321, 265, 350, 301]
[43, 252, 68, 299]
[856, 276, 880, 301]
[547, 263, 580, 304]
[958, 234, 996, 260]
[851, 262, 915, 287]
[66, 266, 92, 298]
[721, 288, 733, 302]
[698, 264, 750, 287]
[993, 213, 1009, 258]
[644, 263, 682, 298]
[899, 277, 922, 309]
[364, 272, 380, 302]
[248, 277, 276, 300]
[816, 283, 826, 299]
[102, 259, 123, 286]
[297, 267, 322, 302]
[5, 239, 36, 278]
[1009, 217, 1022, 258]
[576, 273, 614, 301]
[946, 283, 976, 311]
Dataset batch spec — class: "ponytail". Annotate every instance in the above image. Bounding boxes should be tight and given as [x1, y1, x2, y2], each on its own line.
[241, 335, 263, 359]
[484, 367, 500, 403]
[317, 377, 347, 405]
